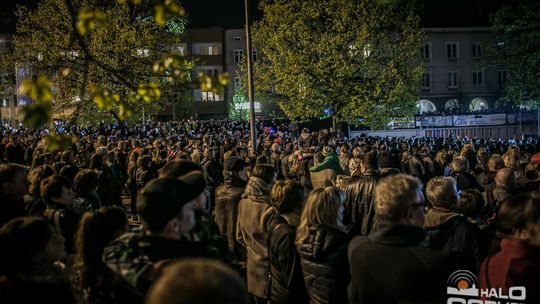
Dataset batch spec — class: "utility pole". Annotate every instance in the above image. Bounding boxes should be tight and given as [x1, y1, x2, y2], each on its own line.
[244, 0, 257, 156]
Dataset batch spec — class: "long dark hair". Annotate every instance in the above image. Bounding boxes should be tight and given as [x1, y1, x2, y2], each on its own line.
[72, 207, 128, 299]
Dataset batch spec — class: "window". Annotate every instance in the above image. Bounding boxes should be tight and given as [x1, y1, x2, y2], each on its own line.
[472, 71, 483, 87]
[421, 72, 431, 90]
[421, 43, 431, 60]
[234, 49, 244, 64]
[202, 91, 220, 101]
[173, 44, 186, 56]
[498, 70, 507, 89]
[446, 42, 458, 60]
[252, 50, 258, 62]
[193, 43, 222, 56]
[471, 43, 482, 58]
[234, 77, 242, 91]
[447, 71, 458, 88]
[1, 99, 8, 107]
[234, 36, 242, 41]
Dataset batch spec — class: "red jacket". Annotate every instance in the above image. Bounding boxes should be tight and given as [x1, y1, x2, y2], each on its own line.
[479, 239, 540, 303]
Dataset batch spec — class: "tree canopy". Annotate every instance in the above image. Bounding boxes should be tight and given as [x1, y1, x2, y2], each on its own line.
[9, 0, 193, 125]
[248, 0, 424, 127]
[490, 0, 540, 108]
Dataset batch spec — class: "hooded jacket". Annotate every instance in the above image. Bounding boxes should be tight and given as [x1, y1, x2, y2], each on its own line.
[309, 154, 345, 176]
[215, 173, 246, 254]
[236, 176, 274, 298]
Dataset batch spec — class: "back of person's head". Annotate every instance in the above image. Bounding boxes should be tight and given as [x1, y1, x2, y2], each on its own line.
[74, 207, 128, 289]
[362, 151, 379, 171]
[374, 174, 423, 223]
[41, 174, 72, 205]
[0, 216, 61, 274]
[137, 155, 152, 170]
[496, 193, 533, 237]
[60, 150, 73, 163]
[451, 156, 469, 172]
[59, 164, 80, 183]
[0, 163, 28, 197]
[89, 153, 104, 170]
[28, 165, 55, 196]
[487, 155, 504, 172]
[352, 146, 363, 159]
[296, 186, 343, 247]
[74, 169, 100, 195]
[425, 176, 459, 209]
[158, 160, 201, 178]
[252, 164, 276, 184]
[313, 152, 324, 165]
[495, 167, 516, 188]
[271, 180, 304, 214]
[457, 189, 485, 219]
[146, 259, 249, 304]
[379, 151, 392, 168]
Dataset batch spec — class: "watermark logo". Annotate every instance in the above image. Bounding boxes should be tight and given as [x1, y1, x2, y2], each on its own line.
[446, 270, 526, 304]
[447, 270, 479, 297]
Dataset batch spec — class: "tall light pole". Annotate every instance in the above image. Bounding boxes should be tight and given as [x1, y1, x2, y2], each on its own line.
[244, 0, 257, 156]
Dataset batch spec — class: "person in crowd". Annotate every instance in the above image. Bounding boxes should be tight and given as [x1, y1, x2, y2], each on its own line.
[310, 152, 337, 190]
[348, 174, 453, 304]
[0, 217, 74, 303]
[236, 164, 276, 303]
[309, 146, 345, 176]
[338, 144, 350, 175]
[424, 176, 483, 271]
[24, 164, 55, 216]
[135, 155, 157, 192]
[458, 189, 489, 230]
[127, 151, 140, 214]
[145, 259, 249, 304]
[451, 156, 484, 192]
[103, 175, 209, 295]
[402, 145, 425, 181]
[41, 174, 79, 254]
[296, 186, 350, 304]
[477, 155, 504, 191]
[215, 157, 248, 257]
[267, 180, 308, 303]
[72, 206, 131, 304]
[479, 193, 540, 304]
[0, 163, 29, 228]
[493, 167, 518, 204]
[72, 169, 102, 215]
[344, 151, 380, 234]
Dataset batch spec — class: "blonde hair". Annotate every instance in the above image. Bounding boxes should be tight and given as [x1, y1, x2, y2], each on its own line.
[295, 187, 343, 247]
[374, 174, 423, 222]
[502, 146, 520, 171]
[425, 176, 457, 209]
[460, 143, 475, 158]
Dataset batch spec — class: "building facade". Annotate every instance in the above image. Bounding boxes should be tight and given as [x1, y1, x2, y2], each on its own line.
[417, 27, 504, 114]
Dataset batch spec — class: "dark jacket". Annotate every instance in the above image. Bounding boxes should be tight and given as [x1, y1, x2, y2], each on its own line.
[236, 177, 274, 298]
[403, 154, 425, 179]
[479, 239, 540, 304]
[43, 203, 80, 254]
[0, 198, 27, 229]
[0, 264, 76, 304]
[297, 225, 350, 304]
[343, 171, 380, 235]
[72, 192, 102, 215]
[348, 224, 453, 304]
[267, 213, 308, 304]
[451, 170, 484, 192]
[102, 230, 210, 293]
[215, 174, 246, 255]
[424, 207, 483, 271]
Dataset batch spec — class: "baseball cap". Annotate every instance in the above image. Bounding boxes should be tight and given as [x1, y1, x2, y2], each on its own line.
[136, 173, 206, 232]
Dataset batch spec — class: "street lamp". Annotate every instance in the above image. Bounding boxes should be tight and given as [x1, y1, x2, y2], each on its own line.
[244, 0, 257, 156]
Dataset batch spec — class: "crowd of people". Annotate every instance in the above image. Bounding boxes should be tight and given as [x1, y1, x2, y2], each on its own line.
[1, 118, 540, 304]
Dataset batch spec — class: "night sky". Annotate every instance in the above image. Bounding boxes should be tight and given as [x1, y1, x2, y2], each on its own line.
[0, 0, 512, 33]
